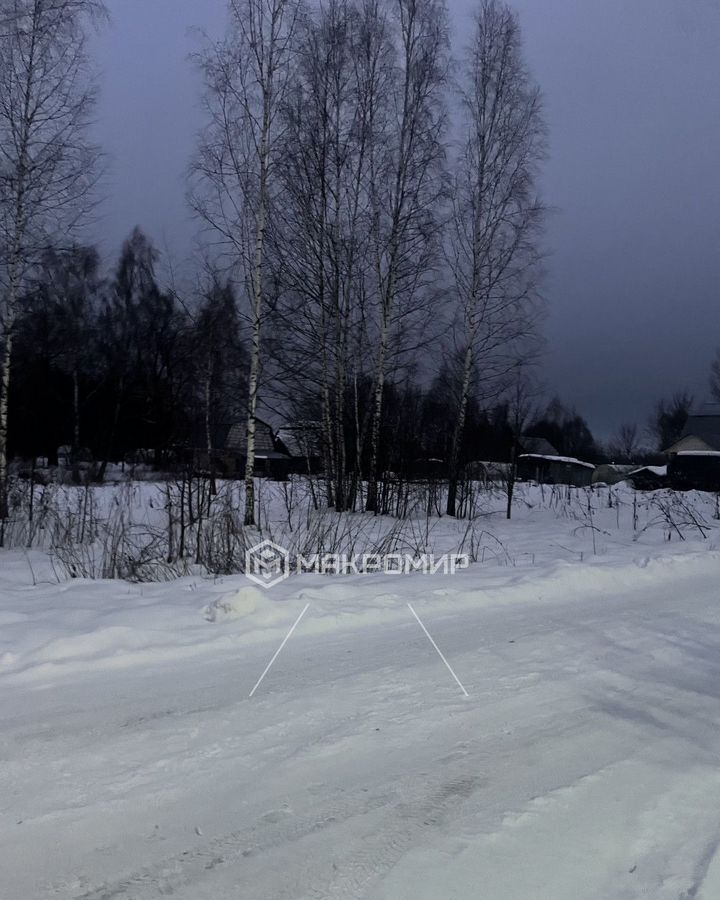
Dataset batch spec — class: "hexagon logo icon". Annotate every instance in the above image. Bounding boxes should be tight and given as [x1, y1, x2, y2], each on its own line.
[246, 540, 291, 589]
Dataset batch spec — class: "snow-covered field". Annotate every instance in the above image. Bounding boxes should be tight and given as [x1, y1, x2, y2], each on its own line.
[2, 484, 720, 898]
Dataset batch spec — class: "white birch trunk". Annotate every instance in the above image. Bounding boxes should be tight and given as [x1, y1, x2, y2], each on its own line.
[243, 191, 267, 526]
[446, 342, 475, 517]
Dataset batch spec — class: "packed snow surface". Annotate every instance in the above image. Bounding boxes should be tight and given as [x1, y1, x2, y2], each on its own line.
[2, 484, 720, 899]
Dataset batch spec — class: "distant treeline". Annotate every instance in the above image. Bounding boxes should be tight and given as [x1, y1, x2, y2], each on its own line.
[8, 227, 616, 476]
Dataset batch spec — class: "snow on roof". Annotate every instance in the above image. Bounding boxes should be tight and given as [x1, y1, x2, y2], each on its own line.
[254, 451, 291, 460]
[677, 450, 720, 457]
[672, 407, 720, 452]
[629, 465, 667, 476]
[518, 454, 595, 469]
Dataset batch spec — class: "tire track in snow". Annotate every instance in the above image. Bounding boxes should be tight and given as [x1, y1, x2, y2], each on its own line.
[64, 770, 485, 900]
[66, 785, 396, 899]
[298, 776, 485, 900]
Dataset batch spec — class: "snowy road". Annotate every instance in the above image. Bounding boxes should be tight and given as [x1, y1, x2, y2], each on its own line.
[3, 562, 720, 898]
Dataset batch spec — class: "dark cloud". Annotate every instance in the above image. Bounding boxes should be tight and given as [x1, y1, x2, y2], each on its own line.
[92, 0, 720, 437]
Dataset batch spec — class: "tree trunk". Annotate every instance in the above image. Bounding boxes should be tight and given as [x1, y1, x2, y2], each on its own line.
[243, 303, 262, 527]
[366, 304, 390, 513]
[447, 343, 474, 517]
[0, 323, 14, 529]
[243, 60, 273, 528]
[73, 367, 81, 449]
[0, 244, 24, 532]
[205, 358, 216, 496]
[71, 367, 81, 483]
[365, 347, 386, 513]
[506, 437, 517, 520]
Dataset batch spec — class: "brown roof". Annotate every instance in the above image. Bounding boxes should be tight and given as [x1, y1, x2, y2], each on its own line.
[225, 419, 277, 454]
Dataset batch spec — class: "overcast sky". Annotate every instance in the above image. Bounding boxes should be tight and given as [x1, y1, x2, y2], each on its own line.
[91, 0, 720, 438]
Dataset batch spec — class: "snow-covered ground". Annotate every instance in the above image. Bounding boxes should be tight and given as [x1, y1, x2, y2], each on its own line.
[2, 484, 720, 898]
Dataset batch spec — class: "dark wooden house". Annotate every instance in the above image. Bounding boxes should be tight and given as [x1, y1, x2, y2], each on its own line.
[627, 465, 667, 491]
[668, 452, 720, 491]
[193, 419, 291, 479]
[276, 421, 324, 474]
[663, 404, 720, 491]
[665, 404, 720, 455]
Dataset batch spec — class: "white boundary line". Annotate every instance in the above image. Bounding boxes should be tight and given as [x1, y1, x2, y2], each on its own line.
[249, 603, 311, 697]
[407, 603, 469, 697]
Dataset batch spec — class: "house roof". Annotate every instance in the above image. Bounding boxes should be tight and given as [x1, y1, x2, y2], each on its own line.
[666, 404, 720, 453]
[520, 436, 559, 457]
[276, 421, 323, 458]
[225, 419, 276, 454]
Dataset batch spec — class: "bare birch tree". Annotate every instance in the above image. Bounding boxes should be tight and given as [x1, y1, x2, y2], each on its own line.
[446, 0, 546, 517]
[271, 0, 392, 511]
[0, 0, 103, 534]
[365, 0, 449, 513]
[190, 0, 298, 526]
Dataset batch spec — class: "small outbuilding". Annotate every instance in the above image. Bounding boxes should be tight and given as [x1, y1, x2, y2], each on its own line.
[668, 451, 720, 492]
[516, 453, 595, 487]
[665, 404, 720, 455]
[627, 465, 667, 491]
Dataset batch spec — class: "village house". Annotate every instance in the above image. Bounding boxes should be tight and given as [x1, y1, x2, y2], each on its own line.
[664, 403, 720, 491]
[515, 436, 595, 487]
[665, 403, 720, 455]
[193, 419, 291, 480]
